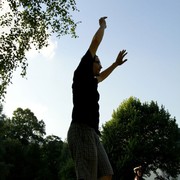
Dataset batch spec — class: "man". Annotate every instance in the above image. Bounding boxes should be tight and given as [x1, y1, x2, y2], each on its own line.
[67, 17, 128, 180]
[133, 166, 145, 180]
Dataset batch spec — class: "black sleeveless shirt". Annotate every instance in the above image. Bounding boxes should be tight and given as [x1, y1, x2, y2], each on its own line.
[71, 50, 100, 134]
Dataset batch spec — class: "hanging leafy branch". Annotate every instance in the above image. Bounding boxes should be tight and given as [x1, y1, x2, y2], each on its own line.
[0, 0, 79, 101]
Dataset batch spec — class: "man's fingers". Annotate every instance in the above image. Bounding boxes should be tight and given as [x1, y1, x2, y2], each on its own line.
[120, 49, 127, 54]
[119, 50, 128, 58]
[123, 52, 128, 58]
[101, 16, 107, 19]
[99, 17, 107, 22]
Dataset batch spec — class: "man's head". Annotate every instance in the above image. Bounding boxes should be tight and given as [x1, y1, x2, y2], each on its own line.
[134, 166, 143, 177]
[93, 55, 102, 76]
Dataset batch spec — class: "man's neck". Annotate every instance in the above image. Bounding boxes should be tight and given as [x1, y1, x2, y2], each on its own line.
[135, 176, 140, 180]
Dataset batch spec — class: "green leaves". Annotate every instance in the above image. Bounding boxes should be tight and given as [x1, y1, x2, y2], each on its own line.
[0, 105, 76, 179]
[0, 0, 79, 101]
[101, 97, 180, 179]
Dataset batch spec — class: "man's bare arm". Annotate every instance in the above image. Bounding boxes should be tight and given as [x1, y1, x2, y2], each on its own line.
[97, 50, 128, 82]
[89, 17, 107, 57]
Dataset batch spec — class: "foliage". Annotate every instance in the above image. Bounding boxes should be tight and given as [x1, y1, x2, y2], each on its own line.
[6, 107, 46, 144]
[59, 141, 76, 180]
[0, 0, 79, 101]
[1, 97, 180, 179]
[0, 105, 76, 179]
[101, 97, 180, 180]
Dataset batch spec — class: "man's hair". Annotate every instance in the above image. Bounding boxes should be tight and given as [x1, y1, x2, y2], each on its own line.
[133, 165, 142, 173]
[93, 55, 98, 61]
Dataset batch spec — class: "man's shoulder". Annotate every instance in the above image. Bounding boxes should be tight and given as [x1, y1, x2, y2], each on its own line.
[73, 49, 94, 79]
[82, 49, 93, 59]
[78, 49, 94, 66]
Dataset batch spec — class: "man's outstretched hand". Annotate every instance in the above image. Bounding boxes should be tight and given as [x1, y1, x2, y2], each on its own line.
[115, 49, 128, 66]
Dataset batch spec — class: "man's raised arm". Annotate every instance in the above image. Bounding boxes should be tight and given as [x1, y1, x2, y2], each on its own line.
[89, 17, 107, 57]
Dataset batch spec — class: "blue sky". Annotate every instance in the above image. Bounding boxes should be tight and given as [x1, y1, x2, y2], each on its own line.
[2, 0, 180, 141]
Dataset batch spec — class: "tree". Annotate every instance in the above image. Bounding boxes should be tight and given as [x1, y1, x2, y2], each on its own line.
[101, 97, 180, 180]
[6, 107, 46, 144]
[0, 105, 77, 179]
[40, 135, 64, 179]
[0, 0, 79, 101]
[0, 104, 10, 180]
[0, 107, 46, 179]
[59, 140, 76, 180]
[0, 103, 6, 138]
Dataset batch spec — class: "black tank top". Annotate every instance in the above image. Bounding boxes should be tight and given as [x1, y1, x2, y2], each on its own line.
[71, 50, 100, 134]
